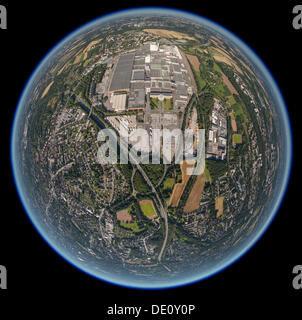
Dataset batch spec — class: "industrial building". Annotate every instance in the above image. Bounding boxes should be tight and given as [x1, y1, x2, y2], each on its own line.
[109, 53, 135, 93]
[110, 94, 127, 111]
[106, 42, 192, 111]
[206, 99, 227, 160]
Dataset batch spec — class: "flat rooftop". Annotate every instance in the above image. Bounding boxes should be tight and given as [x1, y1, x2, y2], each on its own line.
[109, 53, 135, 92]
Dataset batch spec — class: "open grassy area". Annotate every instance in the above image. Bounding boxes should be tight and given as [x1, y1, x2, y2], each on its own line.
[232, 102, 249, 135]
[139, 200, 157, 219]
[204, 167, 212, 184]
[233, 133, 242, 144]
[228, 94, 236, 105]
[233, 103, 244, 116]
[213, 61, 222, 73]
[163, 177, 175, 190]
[150, 97, 159, 110]
[193, 69, 206, 91]
[164, 98, 173, 110]
[214, 82, 231, 97]
[120, 221, 142, 233]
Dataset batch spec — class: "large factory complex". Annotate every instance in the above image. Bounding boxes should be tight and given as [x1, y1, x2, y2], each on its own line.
[96, 42, 227, 161]
[100, 42, 193, 112]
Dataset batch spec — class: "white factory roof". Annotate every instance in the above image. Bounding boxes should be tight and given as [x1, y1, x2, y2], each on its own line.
[209, 130, 214, 141]
[145, 55, 151, 64]
[110, 94, 127, 111]
[150, 44, 159, 52]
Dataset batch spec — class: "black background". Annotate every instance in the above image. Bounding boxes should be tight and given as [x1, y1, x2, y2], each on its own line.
[1, 0, 301, 315]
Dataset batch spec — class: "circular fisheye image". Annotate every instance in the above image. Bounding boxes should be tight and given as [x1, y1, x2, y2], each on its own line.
[11, 7, 292, 289]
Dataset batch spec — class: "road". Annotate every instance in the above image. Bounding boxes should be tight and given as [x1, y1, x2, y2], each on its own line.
[75, 95, 169, 263]
[134, 162, 168, 262]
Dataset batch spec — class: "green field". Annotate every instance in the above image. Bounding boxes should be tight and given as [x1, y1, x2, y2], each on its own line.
[228, 94, 236, 105]
[233, 103, 244, 116]
[193, 70, 206, 91]
[232, 102, 249, 138]
[164, 98, 173, 110]
[139, 200, 157, 218]
[163, 177, 175, 190]
[214, 82, 231, 97]
[120, 221, 142, 232]
[233, 133, 242, 144]
[150, 97, 159, 110]
[204, 167, 212, 184]
[213, 61, 222, 73]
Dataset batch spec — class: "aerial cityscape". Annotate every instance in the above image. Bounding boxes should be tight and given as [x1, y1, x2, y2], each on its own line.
[12, 9, 288, 288]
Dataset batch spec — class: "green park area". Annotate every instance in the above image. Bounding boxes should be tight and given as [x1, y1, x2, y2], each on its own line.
[150, 97, 159, 110]
[193, 69, 206, 91]
[139, 200, 157, 219]
[164, 98, 173, 110]
[204, 167, 212, 184]
[228, 94, 236, 106]
[163, 177, 175, 190]
[120, 221, 142, 233]
[233, 133, 242, 144]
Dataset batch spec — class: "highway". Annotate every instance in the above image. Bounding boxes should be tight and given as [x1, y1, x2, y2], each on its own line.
[75, 95, 169, 263]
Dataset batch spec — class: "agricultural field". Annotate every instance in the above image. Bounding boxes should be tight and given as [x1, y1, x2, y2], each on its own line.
[74, 39, 102, 63]
[143, 29, 195, 40]
[41, 81, 54, 99]
[186, 54, 200, 72]
[215, 196, 225, 218]
[184, 174, 206, 213]
[169, 160, 195, 207]
[209, 46, 243, 74]
[221, 72, 238, 95]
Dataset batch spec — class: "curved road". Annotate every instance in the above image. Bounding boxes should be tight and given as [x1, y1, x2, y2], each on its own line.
[76, 95, 169, 263]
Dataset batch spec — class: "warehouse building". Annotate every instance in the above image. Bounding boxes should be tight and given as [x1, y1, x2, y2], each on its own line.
[110, 94, 127, 111]
[109, 53, 135, 92]
[105, 42, 193, 112]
